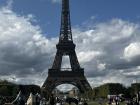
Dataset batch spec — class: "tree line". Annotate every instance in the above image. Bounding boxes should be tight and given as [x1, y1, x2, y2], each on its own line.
[82, 83, 140, 100]
[0, 80, 140, 100]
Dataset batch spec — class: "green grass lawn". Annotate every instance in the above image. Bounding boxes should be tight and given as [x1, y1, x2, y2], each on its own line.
[88, 101, 126, 105]
[88, 101, 99, 105]
[64, 101, 126, 105]
[64, 101, 102, 105]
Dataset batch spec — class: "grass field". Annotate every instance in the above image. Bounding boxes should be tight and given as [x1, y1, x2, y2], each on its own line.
[64, 101, 126, 105]
[88, 101, 126, 105]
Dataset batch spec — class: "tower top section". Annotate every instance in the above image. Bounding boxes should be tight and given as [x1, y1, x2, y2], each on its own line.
[59, 0, 73, 43]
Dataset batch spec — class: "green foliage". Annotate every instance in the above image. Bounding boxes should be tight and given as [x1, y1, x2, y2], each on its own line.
[0, 80, 40, 97]
[91, 83, 140, 99]
[92, 83, 127, 99]
[0, 80, 17, 96]
[0, 86, 9, 96]
[0, 80, 139, 100]
[19, 84, 41, 96]
[0, 80, 14, 85]
[80, 90, 94, 100]
[130, 83, 140, 96]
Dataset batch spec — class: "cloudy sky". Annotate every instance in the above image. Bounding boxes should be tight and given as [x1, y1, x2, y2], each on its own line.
[0, 0, 140, 90]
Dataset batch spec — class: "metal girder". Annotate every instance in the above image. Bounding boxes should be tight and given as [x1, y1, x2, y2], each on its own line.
[42, 0, 92, 96]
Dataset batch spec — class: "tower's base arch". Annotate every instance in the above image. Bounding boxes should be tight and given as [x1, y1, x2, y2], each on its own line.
[42, 70, 92, 97]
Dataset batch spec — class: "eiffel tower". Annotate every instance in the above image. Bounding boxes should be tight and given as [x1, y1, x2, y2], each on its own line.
[42, 0, 92, 95]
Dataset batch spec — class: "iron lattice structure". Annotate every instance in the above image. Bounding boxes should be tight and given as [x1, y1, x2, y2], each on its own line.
[42, 0, 92, 95]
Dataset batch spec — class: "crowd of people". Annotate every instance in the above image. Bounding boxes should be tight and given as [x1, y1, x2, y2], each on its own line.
[107, 95, 121, 105]
[107, 92, 140, 105]
[125, 92, 140, 105]
[2, 91, 140, 105]
[2, 91, 88, 105]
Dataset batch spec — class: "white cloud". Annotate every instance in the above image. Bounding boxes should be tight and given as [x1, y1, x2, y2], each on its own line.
[6, 0, 14, 9]
[102, 72, 130, 86]
[124, 71, 140, 76]
[56, 84, 75, 92]
[78, 51, 101, 63]
[97, 63, 106, 71]
[50, 0, 61, 3]
[0, 7, 57, 85]
[71, 19, 140, 87]
[0, 5, 140, 88]
[137, 66, 140, 69]
[124, 42, 140, 61]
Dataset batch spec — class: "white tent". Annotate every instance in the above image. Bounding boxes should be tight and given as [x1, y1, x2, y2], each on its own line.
[26, 93, 36, 105]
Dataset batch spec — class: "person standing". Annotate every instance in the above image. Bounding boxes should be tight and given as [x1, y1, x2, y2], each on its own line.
[49, 94, 55, 105]
[35, 93, 41, 105]
[83, 101, 88, 105]
[115, 96, 119, 105]
[18, 95, 25, 105]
